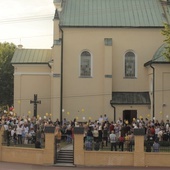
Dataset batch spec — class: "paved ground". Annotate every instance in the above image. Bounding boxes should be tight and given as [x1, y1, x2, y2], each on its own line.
[0, 162, 169, 170]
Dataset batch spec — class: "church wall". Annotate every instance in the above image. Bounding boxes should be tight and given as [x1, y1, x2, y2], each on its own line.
[51, 42, 62, 121]
[13, 64, 51, 119]
[111, 28, 164, 92]
[57, 27, 164, 122]
[109, 28, 164, 122]
[154, 64, 170, 121]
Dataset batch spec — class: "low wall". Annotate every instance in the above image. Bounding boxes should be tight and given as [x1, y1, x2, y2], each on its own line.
[1, 147, 44, 165]
[145, 153, 170, 167]
[74, 127, 170, 167]
[84, 151, 134, 166]
[0, 126, 55, 165]
[1, 127, 170, 167]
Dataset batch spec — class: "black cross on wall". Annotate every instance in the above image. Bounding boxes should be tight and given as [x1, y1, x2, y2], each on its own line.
[30, 94, 41, 117]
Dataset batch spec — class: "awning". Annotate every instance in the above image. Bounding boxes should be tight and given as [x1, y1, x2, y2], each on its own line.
[110, 92, 151, 105]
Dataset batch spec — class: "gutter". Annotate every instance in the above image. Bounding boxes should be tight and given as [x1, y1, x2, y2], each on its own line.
[150, 64, 155, 121]
[110, 101, 116, 122]
[59, 26, 64, 124]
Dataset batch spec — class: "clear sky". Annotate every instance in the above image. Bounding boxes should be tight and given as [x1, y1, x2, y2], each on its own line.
[0, 0, 54, 49]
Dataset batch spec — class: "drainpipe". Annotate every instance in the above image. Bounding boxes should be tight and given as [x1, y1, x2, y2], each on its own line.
[59, 26, 63, 124]
[150, 64, 155, 122]
[110, 102, 116, 122]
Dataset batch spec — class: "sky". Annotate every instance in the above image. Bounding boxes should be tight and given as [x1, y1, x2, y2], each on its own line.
[0, 0, 54, 49]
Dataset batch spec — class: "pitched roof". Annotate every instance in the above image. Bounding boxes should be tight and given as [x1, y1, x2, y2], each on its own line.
[152, 43, 169, 62]
[144, 43, 170, 66]
[11, 49, 52, 64]
[59, 0, 168, 27]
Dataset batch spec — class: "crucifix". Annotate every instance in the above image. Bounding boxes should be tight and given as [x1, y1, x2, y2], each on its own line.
[30, 94, 41, 117]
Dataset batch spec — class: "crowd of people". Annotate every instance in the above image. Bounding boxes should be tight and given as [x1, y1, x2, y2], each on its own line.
[0, 113, 170, 152]
[0, 114, 76, 148]
[82, 115, 170, 152]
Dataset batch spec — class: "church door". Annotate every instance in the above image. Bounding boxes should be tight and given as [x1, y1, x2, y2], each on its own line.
[123, 110, 137, 125]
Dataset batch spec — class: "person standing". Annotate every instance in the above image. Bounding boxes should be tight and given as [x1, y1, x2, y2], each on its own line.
[55, 128, 62, 150]
[16, 124, 23, 144]
[98, 115, 103, 124]
[102, 124, 109, 147]
[98, 123, 103, 143]
[92, 127, 99, 142]
[118, 134, 125, 151]
[66, 125, 72, 143]
[109, 130, 117, 151]
[103, 114, 108, 122]
[153, 140, 160, 152]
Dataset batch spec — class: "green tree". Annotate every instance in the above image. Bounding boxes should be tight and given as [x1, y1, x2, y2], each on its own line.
[161, 23, 170, 61]
[0, 42, 16, 107]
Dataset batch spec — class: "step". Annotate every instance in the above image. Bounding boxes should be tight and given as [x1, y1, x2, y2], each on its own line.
[59, 150, 73, 152]
[58, 155, 73, 159]
[56, 149, 74, 164]
[57, 159, 74, 163]
[57, 156, 73, 161]
[57, 158, 73, 163]
[57, 155, 73, 159]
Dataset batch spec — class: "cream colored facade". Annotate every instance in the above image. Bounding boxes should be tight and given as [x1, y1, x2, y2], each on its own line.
[12, 0, 170, 123]
[13, 64, 51, 118]
[53, 27, 165, 122]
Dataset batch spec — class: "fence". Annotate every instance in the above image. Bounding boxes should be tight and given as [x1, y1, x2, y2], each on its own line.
[84, 138, 135, 152]
[1, 129, 45, 148]
[145, 140, 170, 152]
[84, 139, 170, 152]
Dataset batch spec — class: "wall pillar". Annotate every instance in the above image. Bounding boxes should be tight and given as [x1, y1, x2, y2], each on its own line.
[43, 126, 55, 165]
[103, 38, 113, 119]
[51, 7, 62, 121]
[133, 129, 145, 167]
[74, 127, 84, 166]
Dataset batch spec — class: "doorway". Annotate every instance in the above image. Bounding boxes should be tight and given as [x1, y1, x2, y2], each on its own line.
[123, 110, 137, 125]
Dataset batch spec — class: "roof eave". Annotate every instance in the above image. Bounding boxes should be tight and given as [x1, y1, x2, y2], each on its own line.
[144, 61, 170, 66]
[11, 62, 48, 65]
[59, 25, 164, 29]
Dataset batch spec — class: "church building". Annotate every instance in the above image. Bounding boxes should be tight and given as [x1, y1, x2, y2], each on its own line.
[11, 0, 170, 124]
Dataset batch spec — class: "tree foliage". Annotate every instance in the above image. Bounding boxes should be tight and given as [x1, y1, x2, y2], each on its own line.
[0, 42, 16, 107]
[161, 23, 170, 61]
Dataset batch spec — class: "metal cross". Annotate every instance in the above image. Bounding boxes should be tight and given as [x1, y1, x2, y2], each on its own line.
[30, 94, 41, 117]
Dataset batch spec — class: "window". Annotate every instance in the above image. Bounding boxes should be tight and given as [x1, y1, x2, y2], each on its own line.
[125, 52, 136, 78]
[80, 51, 91, 77]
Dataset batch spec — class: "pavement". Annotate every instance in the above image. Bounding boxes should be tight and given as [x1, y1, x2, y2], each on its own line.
[0, 162, 170, 170]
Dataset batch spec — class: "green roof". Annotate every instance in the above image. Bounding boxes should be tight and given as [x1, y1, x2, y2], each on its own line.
[152, 44, 168, 62]
[59, 0, 168, 27]
[144, 43, 170, 66]
[11, 49, 52, 64]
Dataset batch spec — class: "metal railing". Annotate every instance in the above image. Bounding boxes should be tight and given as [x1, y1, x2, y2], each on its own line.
[84, 136, 135, 152]
[145, 140, 170, 152]
[1, 131, 45, 148]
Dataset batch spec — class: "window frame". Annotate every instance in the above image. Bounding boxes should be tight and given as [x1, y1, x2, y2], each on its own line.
[124, 51, 137, 78]
[79, 50, 93, 78]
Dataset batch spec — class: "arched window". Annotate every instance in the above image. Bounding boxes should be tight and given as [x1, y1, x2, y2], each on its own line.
[125, 52, 136, 78]
[80, 51, 91, 77]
